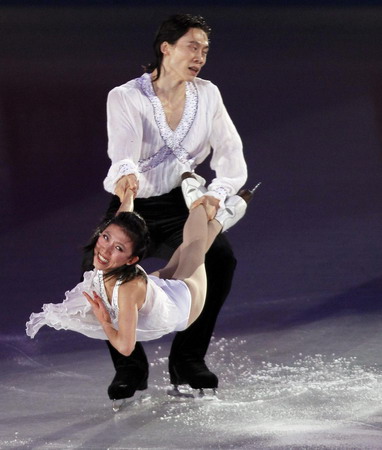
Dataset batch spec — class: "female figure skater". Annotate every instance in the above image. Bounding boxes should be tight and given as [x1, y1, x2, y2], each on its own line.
[26, 179, 252, 383]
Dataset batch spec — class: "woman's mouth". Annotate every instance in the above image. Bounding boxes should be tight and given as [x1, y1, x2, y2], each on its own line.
[96, 252, 109, 264]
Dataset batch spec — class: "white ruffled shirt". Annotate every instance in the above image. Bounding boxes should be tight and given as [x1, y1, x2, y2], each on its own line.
[103, 73, 247, 205]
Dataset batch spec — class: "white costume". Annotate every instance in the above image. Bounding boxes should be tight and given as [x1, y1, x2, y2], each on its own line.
[26, 267, 192, 342]
[104, 73, 247, 205]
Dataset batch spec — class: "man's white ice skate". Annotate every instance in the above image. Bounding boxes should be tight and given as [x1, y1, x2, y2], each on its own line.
[181, 172, 207, 209]
[216, 182, 261, 232]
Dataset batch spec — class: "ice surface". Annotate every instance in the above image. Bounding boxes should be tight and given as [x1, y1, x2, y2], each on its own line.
[2, 4, 382, 449]
[2, 327, 382, 449]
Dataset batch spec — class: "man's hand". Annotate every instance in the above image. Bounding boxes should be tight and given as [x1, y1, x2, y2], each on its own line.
[115, 174, 139, 202]
[191, 195, 220, 221]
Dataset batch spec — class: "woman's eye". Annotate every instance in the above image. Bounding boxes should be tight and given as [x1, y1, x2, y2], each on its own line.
[116, 246, 123, 252]
[103, 234, 108, 240]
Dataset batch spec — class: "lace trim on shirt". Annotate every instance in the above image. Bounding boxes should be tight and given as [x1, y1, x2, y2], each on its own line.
[137, 145, 173, 173]
[136, 73, 198, 172]
[118, 161, 138, 178]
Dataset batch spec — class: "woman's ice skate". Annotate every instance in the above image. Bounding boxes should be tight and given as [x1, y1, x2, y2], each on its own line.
[215, 182, 261, 232]
[181, 172, 207, 208]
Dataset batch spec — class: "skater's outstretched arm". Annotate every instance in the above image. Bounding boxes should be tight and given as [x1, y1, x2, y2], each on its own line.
[117, 188, 135, 214]
[84, 278, 145, 356]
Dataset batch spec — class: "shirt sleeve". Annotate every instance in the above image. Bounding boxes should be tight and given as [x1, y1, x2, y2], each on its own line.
[206, 84, 247, 206]
[103, 86, 144, 194]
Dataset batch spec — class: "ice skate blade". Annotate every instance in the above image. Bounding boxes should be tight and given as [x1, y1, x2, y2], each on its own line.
[251, 181, 262, 194]
[111, 393, 151, 412]
[167, 385, 218, 400]
[195, 387, 218, 401]
[167, 386, 194, 399]
[112, 399, 126, 412]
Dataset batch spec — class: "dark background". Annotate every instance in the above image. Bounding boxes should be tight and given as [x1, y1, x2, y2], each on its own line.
[1, 1, 382, 345]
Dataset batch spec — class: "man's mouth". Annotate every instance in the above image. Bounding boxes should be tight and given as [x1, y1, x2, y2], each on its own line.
[189, 66, 199, 75]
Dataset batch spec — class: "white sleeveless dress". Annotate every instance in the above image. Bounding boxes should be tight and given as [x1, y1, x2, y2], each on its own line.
[26, 267, 192, 341]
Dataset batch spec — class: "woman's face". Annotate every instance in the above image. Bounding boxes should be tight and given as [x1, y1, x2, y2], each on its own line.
[161, 27, 209, 81]
[93, 224, 138, 271]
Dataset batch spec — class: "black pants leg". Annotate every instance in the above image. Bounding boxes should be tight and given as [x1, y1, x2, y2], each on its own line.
[169, 232, 237, 362]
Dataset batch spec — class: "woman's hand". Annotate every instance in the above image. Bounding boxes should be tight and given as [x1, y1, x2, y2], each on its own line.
[191, 195, 220, 220]
[83, 291, 111, 324]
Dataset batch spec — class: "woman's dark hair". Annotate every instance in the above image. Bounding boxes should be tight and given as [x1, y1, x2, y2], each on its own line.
[145, 14, 211, 81]
[84, 211, 150, 284]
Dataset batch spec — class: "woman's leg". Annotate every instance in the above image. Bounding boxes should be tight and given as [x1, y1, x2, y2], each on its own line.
[151, 206, 221, 281]
[150, 247, 181, 280]
[168, 206, 222, 326]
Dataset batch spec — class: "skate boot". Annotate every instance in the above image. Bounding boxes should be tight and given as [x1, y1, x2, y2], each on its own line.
[181, 172, 207, 209]
[108, 364, 148, 411]
[167, 358, 218, 398]
[107, 341, 149, 411]
[108, 365, 148, 400]
[215, 182, 261, 232]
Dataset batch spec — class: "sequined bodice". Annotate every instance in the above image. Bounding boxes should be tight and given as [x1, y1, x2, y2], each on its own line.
[93, 270, 122, 323]
[135, 73, 198, 173]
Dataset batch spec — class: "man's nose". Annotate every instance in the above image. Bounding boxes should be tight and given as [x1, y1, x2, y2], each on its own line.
[194, 50, 205, 64]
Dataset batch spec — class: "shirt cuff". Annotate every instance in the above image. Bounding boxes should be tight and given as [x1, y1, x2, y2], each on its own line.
[118, 161, 139, 179]
[103, 160, 139, 194]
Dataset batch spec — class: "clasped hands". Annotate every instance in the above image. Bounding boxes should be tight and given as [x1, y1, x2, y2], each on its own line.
[115, 173, 220, 219]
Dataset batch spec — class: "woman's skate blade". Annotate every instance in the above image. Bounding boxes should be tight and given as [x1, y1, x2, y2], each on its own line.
[238, 181, 262, 203]
[251, 181, 262, 194]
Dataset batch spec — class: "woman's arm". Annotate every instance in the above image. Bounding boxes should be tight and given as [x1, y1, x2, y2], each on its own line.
[113, 280, 146, 356]
[83, 279, 144, 356]
[83, 291, 126, 349]
[117, 187, 135, 214]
